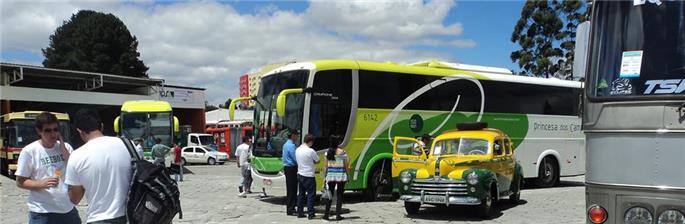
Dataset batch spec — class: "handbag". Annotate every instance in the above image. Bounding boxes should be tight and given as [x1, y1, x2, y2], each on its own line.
[321, 181, 332, 203]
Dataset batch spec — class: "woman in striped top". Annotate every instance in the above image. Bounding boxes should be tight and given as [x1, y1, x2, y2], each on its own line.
[323, 135, 348, 221]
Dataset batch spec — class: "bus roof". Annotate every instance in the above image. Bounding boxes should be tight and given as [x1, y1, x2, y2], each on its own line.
[262, 59, 581, 89]
[1, 111, 70, 122]
[121, 100, 172, 113]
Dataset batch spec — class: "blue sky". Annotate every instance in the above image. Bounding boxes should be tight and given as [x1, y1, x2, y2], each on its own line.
[1, 0, 526, 103]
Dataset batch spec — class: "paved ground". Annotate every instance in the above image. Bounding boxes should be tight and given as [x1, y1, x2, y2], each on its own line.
[0, 164, 586, 223]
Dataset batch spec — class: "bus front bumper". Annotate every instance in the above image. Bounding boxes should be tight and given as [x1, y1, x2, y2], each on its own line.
[400, 194, 481, 205]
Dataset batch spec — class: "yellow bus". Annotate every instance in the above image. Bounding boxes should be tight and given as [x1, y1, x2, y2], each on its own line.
[0, 111, 70, 177]
[114, 100, 179, 167]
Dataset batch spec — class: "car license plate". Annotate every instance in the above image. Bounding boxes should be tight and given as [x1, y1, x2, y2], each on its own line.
[423, 195, 446, 203]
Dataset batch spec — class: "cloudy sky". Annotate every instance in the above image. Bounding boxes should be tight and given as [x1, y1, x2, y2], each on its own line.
[0, 0, 524, 105]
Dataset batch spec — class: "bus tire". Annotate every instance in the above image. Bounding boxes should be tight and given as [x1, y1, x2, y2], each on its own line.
[364, 160, 392, 201]
[404, 201, 420, 215]
[535, 156, 559, 188]
[208, 158, 216, 165]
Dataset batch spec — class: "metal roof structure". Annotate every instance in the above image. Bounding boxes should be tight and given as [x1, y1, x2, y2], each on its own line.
[0, 62, 163, 95]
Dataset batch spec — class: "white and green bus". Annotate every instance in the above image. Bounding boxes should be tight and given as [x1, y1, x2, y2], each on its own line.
[231, 60, 583, 200]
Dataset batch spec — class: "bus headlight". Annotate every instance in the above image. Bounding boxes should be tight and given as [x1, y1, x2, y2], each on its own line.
[658, 209, 685, 224]
[467, 172, 479, 185]
[625, 206, 653, 224]
[400, 171, 412, 184]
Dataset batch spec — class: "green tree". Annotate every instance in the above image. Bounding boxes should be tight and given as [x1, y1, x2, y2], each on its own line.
[510, 0, 587, 79]
[42, 10, 148, 77]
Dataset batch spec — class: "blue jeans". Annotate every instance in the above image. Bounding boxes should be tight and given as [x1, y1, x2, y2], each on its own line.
[88, 216, 126, 224]
[28, 207, 81, 224]
[297, 174, 316, 217]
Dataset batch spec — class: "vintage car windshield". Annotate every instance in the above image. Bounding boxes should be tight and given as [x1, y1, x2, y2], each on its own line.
[432, 138, 490, 156]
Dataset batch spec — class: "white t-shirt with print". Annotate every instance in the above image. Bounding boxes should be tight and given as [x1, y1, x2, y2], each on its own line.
[65, 136, 132, 223]
[235, 143, 251, 167]
[15, 140, 75, 213]
[295, 144, 319, 177]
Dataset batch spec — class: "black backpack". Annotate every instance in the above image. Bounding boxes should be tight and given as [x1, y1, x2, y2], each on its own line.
[120, 137, 182, 224]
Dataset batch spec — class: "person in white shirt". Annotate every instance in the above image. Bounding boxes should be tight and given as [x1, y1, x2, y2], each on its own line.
[295, 134, 319, 219]
[235, 136, 253, 197]
[65, 108, 132, 223]
[15, 112, 81, 224]
[133, 138, 145, 159]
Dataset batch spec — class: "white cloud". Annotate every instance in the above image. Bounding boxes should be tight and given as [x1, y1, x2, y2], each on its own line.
[1, 0, 474, 105]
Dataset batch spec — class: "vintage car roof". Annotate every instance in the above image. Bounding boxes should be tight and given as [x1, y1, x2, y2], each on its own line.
[435, 128, 507, 141]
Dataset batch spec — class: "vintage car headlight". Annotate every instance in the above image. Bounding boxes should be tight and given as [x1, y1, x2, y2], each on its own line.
[625, 206, 653, 224]
[467, 172, 479, 185]
[400, 171, 412, 184]
[658, 209, 685, 224]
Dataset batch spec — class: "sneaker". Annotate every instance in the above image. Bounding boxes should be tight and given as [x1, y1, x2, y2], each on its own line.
[238, 186, 243, 193]
[237, 192, 247, 198]
[307, 215, 315, 220]
[336, 215, 344, 220]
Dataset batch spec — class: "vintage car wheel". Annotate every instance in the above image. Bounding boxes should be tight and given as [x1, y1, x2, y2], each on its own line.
[509, 177, 523, 204]
[478, 187, 497, 219]
[404, 201, 420, 215]
[208, 158, 216, 165]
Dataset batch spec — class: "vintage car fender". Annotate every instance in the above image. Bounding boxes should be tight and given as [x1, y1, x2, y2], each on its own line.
[461, 169, 498, 199]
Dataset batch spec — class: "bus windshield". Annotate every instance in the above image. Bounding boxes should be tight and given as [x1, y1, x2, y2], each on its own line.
[121, 112, 172, 148]
[432, 138, 490, 156]
[253, 70, 308, 157]
[5, 120, 70, 148]
[588, 1, 685, 99]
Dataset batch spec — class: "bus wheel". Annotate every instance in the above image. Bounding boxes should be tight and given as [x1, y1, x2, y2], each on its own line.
[208, 158, 216, 165]
[535, 157, 559, 188]
[365, 162, 392, 201]
[404, 201, 420, 215]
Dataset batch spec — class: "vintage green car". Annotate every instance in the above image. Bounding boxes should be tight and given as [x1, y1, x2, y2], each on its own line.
[392, 122, 524, 218]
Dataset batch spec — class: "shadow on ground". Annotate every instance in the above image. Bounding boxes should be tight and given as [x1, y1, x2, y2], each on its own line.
[404, 199, 529, 221]
[523, 178, 585, 189]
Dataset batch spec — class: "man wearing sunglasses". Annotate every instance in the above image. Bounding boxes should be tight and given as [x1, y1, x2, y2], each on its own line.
[15, 112, 81, 224]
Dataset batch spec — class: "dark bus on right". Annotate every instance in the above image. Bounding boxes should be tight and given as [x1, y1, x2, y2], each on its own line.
[583, 1, 685, 224]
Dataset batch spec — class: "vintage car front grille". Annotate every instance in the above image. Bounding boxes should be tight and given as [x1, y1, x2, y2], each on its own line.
[410, 178, 469, 195]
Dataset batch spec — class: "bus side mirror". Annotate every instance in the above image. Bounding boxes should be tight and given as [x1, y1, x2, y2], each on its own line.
[173, 116, 180, 133]
[228, 97, 252, 120]
[276, 88, 303, 117]
[114, 116, 120, 134]
[573, 21, 590, 81]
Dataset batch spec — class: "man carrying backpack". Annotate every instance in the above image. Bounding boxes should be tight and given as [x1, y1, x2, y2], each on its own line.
[65, 108, 132, 223]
